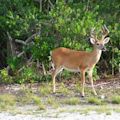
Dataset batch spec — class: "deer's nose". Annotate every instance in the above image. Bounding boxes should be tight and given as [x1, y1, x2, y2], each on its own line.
[102, 46, 107, 51]
[98, 44, 106, 51]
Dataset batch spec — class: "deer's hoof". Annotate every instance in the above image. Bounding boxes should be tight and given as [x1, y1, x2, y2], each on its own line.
[81, 94, 85, 97]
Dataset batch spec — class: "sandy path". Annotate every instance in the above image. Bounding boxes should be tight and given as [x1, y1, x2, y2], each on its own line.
[0, 111, 120, 120]
[0, 104, 120, 120]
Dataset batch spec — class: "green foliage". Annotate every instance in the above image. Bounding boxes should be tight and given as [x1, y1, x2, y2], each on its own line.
[112, 96, 120, 104]
[0, 94, 16, 110]
[92, 67, 100, 80]
[0, 0, 41, 38]
[14, 66, 38, 84]
[0, 69, 13, 84]
[87, 97, 104, 105]
[49, 0, 103, 50]
[7, 57, 22, 70]
[30, 35, 55, 63]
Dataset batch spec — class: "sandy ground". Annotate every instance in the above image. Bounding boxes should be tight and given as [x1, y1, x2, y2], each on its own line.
[0, 76, 120, 120]
[0, 111, 120, 120]
[0, 105, 120, 120]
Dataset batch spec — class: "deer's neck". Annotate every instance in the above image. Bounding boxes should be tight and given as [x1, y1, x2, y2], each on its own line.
[92, 46, 102, 63]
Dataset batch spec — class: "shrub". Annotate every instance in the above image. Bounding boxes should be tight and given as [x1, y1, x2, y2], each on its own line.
[112, 96, 120, 104]
[87, 97, 103, 105]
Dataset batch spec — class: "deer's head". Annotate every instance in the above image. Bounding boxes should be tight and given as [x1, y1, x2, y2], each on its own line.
[90, 25, 110, 51]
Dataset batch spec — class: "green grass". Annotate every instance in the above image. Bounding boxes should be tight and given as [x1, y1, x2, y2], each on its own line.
[32, 95, 42, 105]
[0, 81, 120, 114]
[17, 88, 34, 104]
[106, 111, 112, 115]
[0, 94, 16, 110]
[111, 96, 120, 104]
[75, 83, 81, 92]
[17, 87, 46, 110]
[46, 97, 59, 108]
[39, 84, 51, 96]
[114, 108, 120, 113]
[58, 83, 70, 94]
[95, 105, 113, 114]
[37, 104, 46, 110]
[87, 97, 104, 105]
[63, 97, 80, 105]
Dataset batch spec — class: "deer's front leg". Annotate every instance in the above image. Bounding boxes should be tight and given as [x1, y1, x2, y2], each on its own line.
[52, 67, 63, 93]
[52, 70, 56, 93]
[81, 70, 86, 97]
[88, 69, 97, 96]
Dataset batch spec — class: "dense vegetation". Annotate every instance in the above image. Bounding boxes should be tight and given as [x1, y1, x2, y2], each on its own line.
[0, 0, 120, 84]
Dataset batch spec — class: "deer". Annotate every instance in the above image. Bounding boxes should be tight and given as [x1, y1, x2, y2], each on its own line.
[51, 25, 110, 97]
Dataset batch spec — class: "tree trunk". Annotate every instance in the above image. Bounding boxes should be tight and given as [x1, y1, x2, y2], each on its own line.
[7, 32, 16, 58]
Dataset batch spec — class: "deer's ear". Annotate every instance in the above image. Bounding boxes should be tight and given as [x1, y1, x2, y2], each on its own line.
[104, 37, 110, 44]
[90, 38, 96, 44]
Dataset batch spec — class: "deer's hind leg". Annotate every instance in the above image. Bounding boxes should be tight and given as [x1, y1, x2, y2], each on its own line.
[88, 69, 97, 96]
[81, 69, 86, 97]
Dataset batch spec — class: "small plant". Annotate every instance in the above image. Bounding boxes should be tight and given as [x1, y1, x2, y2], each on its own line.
[47, 97, 55, 105]
[46, 97, 59, 108]
[106, 111, 112, 115]
[95, 106, 111, 114]
[17, 87, 33, 104]
[38, 104, 46, 110]
[0, 94, 16, 110]
[62, 70, 72, 80]
[58, 83, 69, 94]
[39, 84, 51, 96]
[0, 69, 13, 84]
[63, 97, 80, 105]
[87, 97, 103, 105]
[7, 56, 22, 71]
[111, 96, 120, 104]
[32, 95, 46, 110]
[75, 83, 81, 92]
[32, 95, 41, 105]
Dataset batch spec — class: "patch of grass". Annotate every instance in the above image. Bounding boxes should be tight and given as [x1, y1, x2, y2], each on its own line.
[80, 105, 112, 114]
[32, 95, 46, 110]
[95, 106, 112, 114]
[63, 97, 80, 105]
[61, 105, 115, 115]
[75, 83, 81, 92]
[32, 95, 42, 105]
[46, 97, 59, 108]
[87, 97, 104, 105]
[47, 97, 55, 105]
[106, 111, 112, 115]
[79, 108, 90, 115]
[37, 104, 46, 110]
[58, 83, 70, 94]
[111, 96, 120, 104]
[114, 108, 120, 113]
[39, 84, 51, 96]
[74, 83, 93, 96]
[17, 87, 46, 110]
[17, 88, 34, 104]
[0, 94, 16, 110]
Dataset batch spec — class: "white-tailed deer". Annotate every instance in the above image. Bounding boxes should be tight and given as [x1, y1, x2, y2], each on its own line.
[51, 25, 110, 97]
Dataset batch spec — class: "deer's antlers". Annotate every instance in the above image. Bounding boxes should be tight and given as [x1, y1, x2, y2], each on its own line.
[90, 28, 98, 40]
[101, 25, 109, 39]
